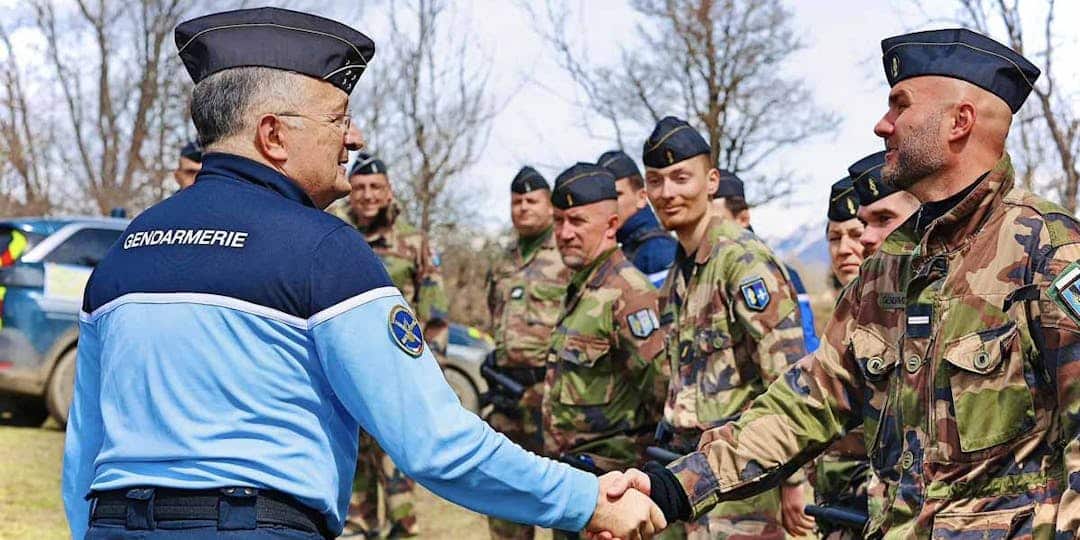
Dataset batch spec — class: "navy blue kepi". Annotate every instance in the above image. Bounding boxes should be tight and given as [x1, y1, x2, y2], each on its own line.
[551, 163, 617, 210]
[175, 7, 375, 95]
[881, 28, 1039, 113]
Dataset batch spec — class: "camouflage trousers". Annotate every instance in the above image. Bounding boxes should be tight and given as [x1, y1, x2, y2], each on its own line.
[486, 385, 544, 540]
[345, 431, 419, 538]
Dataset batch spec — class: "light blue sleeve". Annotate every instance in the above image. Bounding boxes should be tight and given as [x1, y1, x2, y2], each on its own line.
[310, 292, 599, 532]
[63, 317, 103, 540]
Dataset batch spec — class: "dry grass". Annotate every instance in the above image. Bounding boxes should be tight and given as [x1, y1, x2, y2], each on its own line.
[0, 425, 552, 539]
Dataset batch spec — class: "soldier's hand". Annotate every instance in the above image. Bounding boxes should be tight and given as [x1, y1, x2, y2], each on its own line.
[599, 468, 651, 498]
[780, 482, 815, 537]
[585, 471, 665, 540]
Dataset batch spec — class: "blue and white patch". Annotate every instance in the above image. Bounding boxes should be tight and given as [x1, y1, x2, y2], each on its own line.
[1049, 262, 1080, 326]
[389, 305, 425, 357]
[740, 278, 771, 312]
[627, 308, 660, 339]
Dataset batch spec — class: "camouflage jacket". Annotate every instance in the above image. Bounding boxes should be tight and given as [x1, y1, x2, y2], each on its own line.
[658, 216, 806, 452]
[670, 154, 1080, 538]
[357, 204, 449, 324]
[543, 248, 666, 467]
[486, 227, 570, 369]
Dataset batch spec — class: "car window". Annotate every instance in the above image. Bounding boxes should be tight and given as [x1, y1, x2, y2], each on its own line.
[0, 227, 46, 267]
[43, 228, 122, 267]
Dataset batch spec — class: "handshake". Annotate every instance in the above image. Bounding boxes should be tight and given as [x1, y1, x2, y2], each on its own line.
[583, 469, 667, 540]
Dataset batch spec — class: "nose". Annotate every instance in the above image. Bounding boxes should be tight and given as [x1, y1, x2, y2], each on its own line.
[873, 113, 893, 139]
[344, 122, 365, 151]
[858, 230, 879, 255]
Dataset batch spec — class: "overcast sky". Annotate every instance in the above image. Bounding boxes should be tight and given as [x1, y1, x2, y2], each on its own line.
[4, 1, 1076, 240]
[356, 0, 1076, 240]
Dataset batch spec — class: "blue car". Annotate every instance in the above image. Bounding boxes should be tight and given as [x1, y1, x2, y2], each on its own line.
[0, 217, 128, 425]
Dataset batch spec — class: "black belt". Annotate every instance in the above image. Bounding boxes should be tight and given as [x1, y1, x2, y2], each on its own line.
[502, 366, 546, 387]
[90, 487, 331, 539]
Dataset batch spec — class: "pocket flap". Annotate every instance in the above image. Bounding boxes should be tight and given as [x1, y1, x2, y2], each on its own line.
[850, 328, 898, 378]
[942, 322, 1017, 375]
[558, 335, 611, 367]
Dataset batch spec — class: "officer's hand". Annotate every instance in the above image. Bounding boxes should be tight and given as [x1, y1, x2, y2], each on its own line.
[585, 471, 665, 540]
[600, 468, 651, 498]
[780, 482, 815, 537]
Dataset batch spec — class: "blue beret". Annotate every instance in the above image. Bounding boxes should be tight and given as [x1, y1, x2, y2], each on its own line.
[597, 150, 641, 180]
[350, 152, 386, 176]
[511, 166, 550, 193]
[551, 163, 617, 210]
[882, 28, 1039, 113]
[828, 177, 859, 222]
[175, 8, 375, 95]
[180, 140, 202, 162]
[642, 116, 710, 168]
[848, 151, 897, 207]
[714, 169, 744, 199]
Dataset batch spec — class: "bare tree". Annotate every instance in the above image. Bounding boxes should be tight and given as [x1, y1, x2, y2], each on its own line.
[529, 0, 839, 204]
[944, 0, 1079, 212]
[353, 0, 496, 237]
[0, 24, 55, 216]
[30, 0, 193, 215]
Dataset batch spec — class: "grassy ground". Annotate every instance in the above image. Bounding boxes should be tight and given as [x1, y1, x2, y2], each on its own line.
[0, 425, 552, 540]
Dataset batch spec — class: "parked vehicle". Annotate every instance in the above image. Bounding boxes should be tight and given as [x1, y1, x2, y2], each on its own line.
[0, 216, 493, 425]
[0, 217, 127, 425]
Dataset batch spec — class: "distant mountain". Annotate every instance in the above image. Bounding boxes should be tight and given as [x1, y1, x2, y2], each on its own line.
[763, 218, 830, 267]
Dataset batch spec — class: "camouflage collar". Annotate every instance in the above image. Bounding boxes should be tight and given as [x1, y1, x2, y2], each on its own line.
[693, 216, 742, 265]
[514, 225, 556, 265]
[562, 247, 621, 314]
[918, 153, 1015, 254]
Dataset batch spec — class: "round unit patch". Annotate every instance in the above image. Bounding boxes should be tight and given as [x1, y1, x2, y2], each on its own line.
[388, 305, 425, 357]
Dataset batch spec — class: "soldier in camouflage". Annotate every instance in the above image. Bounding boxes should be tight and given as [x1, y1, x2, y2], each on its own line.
[544, 163, 667, 539]
[631, 28, 1080, 540]
[484, 166, 571, 540]
[640, 116, 808, 539]
[341, 152, 449, 538]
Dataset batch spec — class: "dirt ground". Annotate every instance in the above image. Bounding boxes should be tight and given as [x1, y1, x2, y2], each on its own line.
[0, 425, 553, 540]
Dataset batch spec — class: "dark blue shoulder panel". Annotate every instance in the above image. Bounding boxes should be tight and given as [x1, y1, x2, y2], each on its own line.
[83, 155, 392, 318]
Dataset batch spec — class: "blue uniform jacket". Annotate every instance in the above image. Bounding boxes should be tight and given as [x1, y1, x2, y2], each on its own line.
[617, 207, 677, 287]
[61, 154, 597, 538]
[785, 264, 819, 352]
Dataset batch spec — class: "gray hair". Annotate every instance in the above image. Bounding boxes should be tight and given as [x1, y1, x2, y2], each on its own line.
[190, 67, 309, 147]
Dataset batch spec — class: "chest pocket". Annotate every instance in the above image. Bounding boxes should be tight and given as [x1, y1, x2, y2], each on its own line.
[850, 328, 899, 461]
[940, 322, 1034, 454]
[694, 313, 748, 424]
[528, 282, 565, 328]
[557, 336, 615, 406]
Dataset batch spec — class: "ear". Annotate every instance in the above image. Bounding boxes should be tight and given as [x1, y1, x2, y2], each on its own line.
[736, 209, 751, 228]
[606, 212, 620, 238]
[634, 188, 648, 209]
[949, 101, 976, 142]
[706, 168, 720, 199]
[255, 114, 289, 163]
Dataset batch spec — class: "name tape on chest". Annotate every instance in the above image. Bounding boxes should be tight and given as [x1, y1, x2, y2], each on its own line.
[1049, 262, 1080, 326]
[122, 229, 249, 250]
[740, 277, 771, 311]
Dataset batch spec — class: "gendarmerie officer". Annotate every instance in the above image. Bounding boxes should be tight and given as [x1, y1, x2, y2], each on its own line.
[62, 8, 663, 540]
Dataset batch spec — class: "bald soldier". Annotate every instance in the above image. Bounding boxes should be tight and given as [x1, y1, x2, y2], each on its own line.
[641, 117, 808, 539]
[625, 28, 1080, 539]
[543, 163, 667, 540]
[485, 166, 571, 540]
